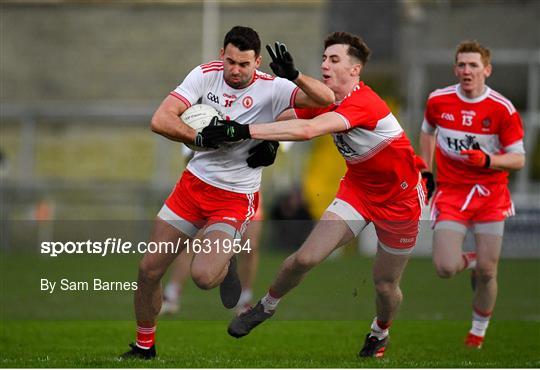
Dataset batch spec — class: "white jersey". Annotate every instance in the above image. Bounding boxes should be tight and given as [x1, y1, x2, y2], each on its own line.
[171, 61, 299, 193]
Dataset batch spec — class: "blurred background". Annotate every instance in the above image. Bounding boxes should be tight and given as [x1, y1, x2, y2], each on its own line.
[1, 0, 539, 257]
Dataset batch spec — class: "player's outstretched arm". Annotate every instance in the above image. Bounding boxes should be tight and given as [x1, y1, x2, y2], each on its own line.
[266, 42, 334, 108]
[250, 112, 345, 141]
[293, 73, 335, 108]
[199, 111, 345, 144]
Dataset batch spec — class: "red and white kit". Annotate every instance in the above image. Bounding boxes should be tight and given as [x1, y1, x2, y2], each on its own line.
[160, 61, 299, 237]
[423, 84, 525, 224]
[296, 82, 425, 252]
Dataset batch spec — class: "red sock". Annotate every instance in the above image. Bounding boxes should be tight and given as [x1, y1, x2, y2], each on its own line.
[473, 306, 492, 318]
[462, 252, 477, 270]
[136, 325, 156, 349]
[376, 319, 391, 331]
[268, 287, 283, 299]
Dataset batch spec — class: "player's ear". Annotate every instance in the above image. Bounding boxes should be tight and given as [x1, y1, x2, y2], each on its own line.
[484, 63, 492, 78]
[219, 48, 225, 60]
[255, 55, 262, 68]
[351, 63, 362, 78]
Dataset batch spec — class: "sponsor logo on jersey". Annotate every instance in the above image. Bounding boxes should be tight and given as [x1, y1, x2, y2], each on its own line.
[333, 134, 356, 158]
[242, 96, 253, 108]
[446, 134, 478, 152]
[441, 112, 455, 121]
[400, 181, 408, 189]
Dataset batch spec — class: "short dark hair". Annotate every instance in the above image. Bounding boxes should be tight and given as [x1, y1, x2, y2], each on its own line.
[223, 26, 261, 56]
[324, 31, 371, 65]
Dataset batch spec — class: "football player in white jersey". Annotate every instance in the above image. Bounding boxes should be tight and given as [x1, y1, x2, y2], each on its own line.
[121, 26, 334, 359]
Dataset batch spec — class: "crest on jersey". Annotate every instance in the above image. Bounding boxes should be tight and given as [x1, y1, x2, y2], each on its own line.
[482, 118, 491, 128]
[243, 96, 253, 108]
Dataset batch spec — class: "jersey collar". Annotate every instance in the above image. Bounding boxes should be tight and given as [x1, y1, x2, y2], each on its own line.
[456, 84, 491, 103]
[336, 82, 362, 105]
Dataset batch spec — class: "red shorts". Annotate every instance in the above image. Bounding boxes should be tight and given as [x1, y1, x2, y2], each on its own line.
[252, 194, 264, 222]
[159, 170, 259, 237]
[333, 176, 424, 251]
[432, 183, 513, 226]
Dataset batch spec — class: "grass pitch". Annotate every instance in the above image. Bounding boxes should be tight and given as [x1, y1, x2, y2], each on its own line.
[2, 320, 539, 367]
[1, 253, 539, 367]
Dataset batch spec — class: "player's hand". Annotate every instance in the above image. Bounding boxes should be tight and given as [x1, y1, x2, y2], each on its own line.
[194, 116, 222, 149]
[460, 143, 491, 168]
[266, 42, 300, 81]
[247, 141, 280, 168]
[421, 171, 435, 201]
[197, 117, 251, 146]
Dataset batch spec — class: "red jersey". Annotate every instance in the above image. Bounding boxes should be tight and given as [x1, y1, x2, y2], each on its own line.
[295, 82, 419, 204]
[423, 84, 524, 186]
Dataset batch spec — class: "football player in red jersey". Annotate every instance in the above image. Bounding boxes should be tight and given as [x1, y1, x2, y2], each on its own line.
[419, 40, 525, 349]
[201, 31, 427, 358]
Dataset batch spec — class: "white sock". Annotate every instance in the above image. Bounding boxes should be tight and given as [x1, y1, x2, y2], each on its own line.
[470, 310, 491, 337]
[238, 289, 253, 307]
[163, 282, 181, 303]
[370, 317, 389, 340]
[261, 291, 280, 312]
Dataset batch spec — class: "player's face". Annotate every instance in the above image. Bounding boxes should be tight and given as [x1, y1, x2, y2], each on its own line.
[321, 44, 361, 98]
[221, 44, 261, 89]
[454, 52, 492, 97]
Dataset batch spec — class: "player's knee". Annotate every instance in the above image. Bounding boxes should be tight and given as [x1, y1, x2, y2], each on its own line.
[476, 263, 497, 283]
[293, 252, 318, 271]
[374, 279, 399, 297]
[138, 260, 165, 284]
[433, 261, 459, 278]
[191, 267, 215, 290]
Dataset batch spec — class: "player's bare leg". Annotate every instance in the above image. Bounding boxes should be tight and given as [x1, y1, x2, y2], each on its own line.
[432, 222, 467, 278]
[372, 245, 410, 323]
[160, 248, 193, 315]
[122, 218, 190, 359]
[236, 221, 261, 313]
[135, 219, 189, 326]
[228, 211, 354, 338]
[473, 232, 502, 310]
[190, 226, 242, 308]
[359, 244, 410, 358]
[270, 211, 354, 297]
[465, 224, 503, 348]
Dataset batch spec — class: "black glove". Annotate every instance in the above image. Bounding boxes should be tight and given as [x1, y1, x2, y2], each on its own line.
[266, 42, 299, 81]
[247, 141, 280, 168]
[197, 117, 251, 147]
[194, 116, 222, 149]
[421, 171, 435, 200]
